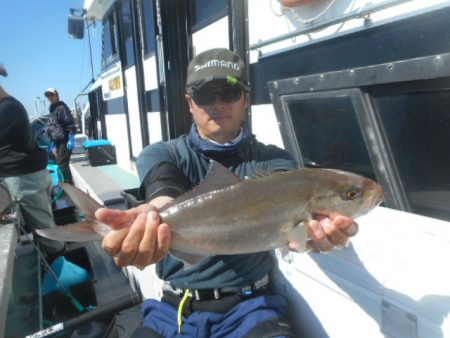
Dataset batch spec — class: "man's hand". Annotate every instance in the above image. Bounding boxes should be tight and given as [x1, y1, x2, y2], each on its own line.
[289, 213, 358, 253]
[67, 133, 75, 151]
[96, 201, 172, 269]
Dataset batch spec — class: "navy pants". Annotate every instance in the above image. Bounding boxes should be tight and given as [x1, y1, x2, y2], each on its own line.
[133, 294, 295, 338]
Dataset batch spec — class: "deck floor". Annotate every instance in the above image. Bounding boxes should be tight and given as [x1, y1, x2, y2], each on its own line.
[5, 240, 40, 338]
[5, 224, 141, 336]
[74, 241, 142, 336]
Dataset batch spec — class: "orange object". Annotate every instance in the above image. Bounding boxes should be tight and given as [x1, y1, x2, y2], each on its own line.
[277, 0, 318, 7]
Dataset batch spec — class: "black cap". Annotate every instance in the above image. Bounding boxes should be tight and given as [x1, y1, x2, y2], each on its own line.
[186, 48, 249, 92]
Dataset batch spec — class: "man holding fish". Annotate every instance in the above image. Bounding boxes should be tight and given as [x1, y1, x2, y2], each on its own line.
[93, 49, 380, 337]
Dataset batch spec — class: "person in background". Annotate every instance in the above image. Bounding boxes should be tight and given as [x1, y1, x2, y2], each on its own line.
[44, 88, 76, 184]
[0, 65, 65, 259]
[96, 49, 357, 337]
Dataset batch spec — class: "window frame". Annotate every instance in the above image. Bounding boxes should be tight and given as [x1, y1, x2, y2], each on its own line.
[119, 0, 136, 68]
[102, 9, 120, 69]
[268, 52, 450, 214]
[140, 0, 157, 58]
[189, 0, 228, 33]
[277, 88, 401, 209]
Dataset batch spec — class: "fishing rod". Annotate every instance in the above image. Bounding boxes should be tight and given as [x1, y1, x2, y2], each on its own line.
[25, 292, 142, 338]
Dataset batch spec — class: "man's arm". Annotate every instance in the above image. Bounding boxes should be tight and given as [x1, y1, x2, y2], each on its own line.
[57, 104, 77, 134]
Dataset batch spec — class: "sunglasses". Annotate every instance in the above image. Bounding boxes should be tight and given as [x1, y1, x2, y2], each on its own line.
[45, 93, 55, 97]
[192, 86, 243, 106]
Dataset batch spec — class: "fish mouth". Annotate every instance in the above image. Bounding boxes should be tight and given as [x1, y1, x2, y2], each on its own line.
[364, 182, 384, 208]
[375, 193, 384, 206]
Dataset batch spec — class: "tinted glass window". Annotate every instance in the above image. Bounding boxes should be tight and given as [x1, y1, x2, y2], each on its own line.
[141, 0, 156, 55]
[121, 0, 135, 67]
[190, 0, 227, 29]
[102, 12, 118, 67]
[374, 90, 450, 221]
[286, 96, 375, 179]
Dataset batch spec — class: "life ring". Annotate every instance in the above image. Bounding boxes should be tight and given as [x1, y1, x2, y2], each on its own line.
[277, 0, 319, 8]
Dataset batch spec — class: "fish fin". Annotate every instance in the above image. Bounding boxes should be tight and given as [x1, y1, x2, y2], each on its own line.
[286, 221, 309, 253]
[252, 168, 277, 178]
[36, 220, 104, 242]
[278, 246, 294, 264]
[160, 160, 241, 212]
[205, 160, 241, 184]
[59, 182, 103, 219]
[169, 249, 209, 267]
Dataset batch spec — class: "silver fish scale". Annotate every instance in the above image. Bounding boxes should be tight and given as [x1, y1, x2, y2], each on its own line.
[163, 173, 314, 255]
[161, 168, 382, 256]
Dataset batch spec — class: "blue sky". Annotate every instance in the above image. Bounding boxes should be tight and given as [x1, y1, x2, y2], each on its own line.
[0, 0, 102, 117]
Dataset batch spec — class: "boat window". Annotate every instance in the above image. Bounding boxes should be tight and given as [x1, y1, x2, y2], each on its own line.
[285, 95, 376, 180]
[102, 11, 119, 68]
[141, 0, 156, 56]
[121, 0, 136, 68]
[374, 90, 450, 221]
[190, 0, 227, 31]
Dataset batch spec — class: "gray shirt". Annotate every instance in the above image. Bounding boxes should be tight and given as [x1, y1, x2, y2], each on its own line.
[136, 129, 298, 290]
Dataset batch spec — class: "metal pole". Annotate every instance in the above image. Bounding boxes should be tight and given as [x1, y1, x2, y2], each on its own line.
[74, 92, 89, 131]
[86, 20, 95, 84]
[34, 97, 39, 116]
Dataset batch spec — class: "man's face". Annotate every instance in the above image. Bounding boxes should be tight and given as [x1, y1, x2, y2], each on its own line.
[186, 80, 248, 144]
[45, 92, 58, 104]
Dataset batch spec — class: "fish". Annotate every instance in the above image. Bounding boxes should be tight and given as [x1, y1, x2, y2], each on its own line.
[0, 183, 12, 214]
[37, 160, 383, 265]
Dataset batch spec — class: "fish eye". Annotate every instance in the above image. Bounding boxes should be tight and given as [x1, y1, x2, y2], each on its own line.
[341, 188, 361, 200]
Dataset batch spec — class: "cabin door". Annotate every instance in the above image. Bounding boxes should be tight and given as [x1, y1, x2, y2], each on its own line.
[87, 87, 106, 140]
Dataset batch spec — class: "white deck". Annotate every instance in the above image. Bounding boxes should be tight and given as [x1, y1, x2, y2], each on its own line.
[274, 206, 450, 337]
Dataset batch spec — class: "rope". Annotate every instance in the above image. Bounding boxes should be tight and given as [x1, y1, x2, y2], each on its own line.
[177, 288, 191, 334]
[269, 0, 286, 17]
[289, 0, 338, 24]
